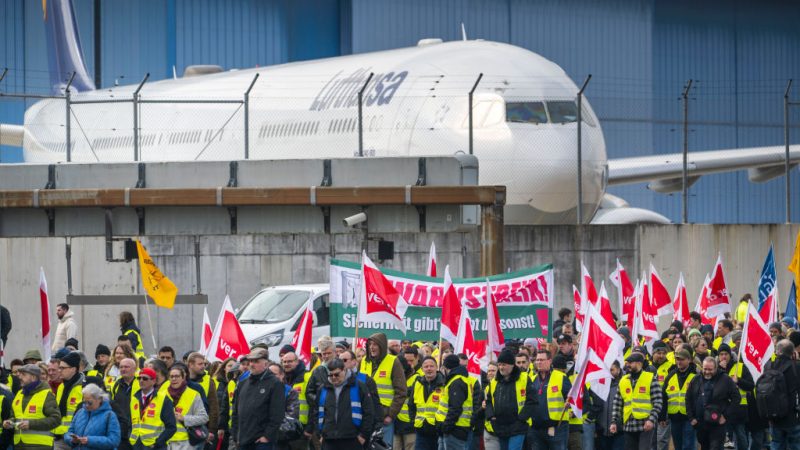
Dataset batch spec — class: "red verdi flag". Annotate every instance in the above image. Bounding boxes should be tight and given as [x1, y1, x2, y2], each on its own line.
[440, 265, 463, 345]
[206, 296, 250, 362]
[741, 301, 775, 383]
[426, 242, 437, 277]
[199, 307, 212, 355]
[609, 259, 635, 323]
[485, 279, 505, 358]
[360, 251, 410, 333]
[291, 297, 314, 366]
[573, 285, 584, 332]
[707, 253, 732, 318]
[672, 273, 690, 327]
[39, 268, 52, 363]
[649, 263, 674, 317]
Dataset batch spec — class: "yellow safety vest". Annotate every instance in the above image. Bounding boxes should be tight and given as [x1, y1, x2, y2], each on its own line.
[53, 382, 83, 435]
[486, 372, 532, 433]
[227, 379, 236, 428]
[665, 371, 695, 415]
[435, 375, 473, 427]
[619, 371, 655, 423]
[736, 301, 749, 324]
[532, 371, 569, 421]
[568, 374, 583, 425]
[168, 388, 201, 443]
[360, 354, 397, 407]
[292, 372, 312, 425]
[413, 380, 442, 429]
[13, 388, 55, 446]
[125, 328, 146, 362]
[104, 374, 118, 392]
[729, 363, 748, 406]
[129, 389, 168, 446]
[666, 352, 675, 364]
[397, 374, 419, 423]
[655, 361, 674, 386]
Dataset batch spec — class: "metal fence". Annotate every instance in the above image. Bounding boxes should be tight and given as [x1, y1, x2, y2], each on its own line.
[1, 68, 798, 224]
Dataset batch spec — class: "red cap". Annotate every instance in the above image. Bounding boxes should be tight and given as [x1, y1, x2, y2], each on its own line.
[139, 367, 157, 380]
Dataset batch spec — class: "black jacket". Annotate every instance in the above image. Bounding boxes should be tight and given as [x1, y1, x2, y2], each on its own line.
[485, 366, 536, 437]
[685, 371, 740, 426]
[231, 368, 286, 445]
[317, 372, 375, 442]
[0, 305, 10, 346]
[131, 389, 177, 449]
[415, 373, 445, 437]
[441, 366, 473, 441]
[763, 356, 800, 429]
[214, 378, 230, 432]
[0, 385, 12, 450]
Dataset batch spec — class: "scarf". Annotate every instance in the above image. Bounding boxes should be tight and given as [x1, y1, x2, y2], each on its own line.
[22, 380, 40, 395]
[168, 380, 188, 403]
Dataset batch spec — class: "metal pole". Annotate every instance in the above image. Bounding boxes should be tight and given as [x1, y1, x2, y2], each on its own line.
[480, 189, 505, 277]
[357, 73, 374, 157]
[785, 79, 793, 224]
[468, 73, 484, 155]
[0, 68, 7, 84]
[682, 79, 693, 224]
[132, 73, 150, 162]
[243, 73, 259, 160]
[64, 72, 76, 162]
[576, 74, 591, 224]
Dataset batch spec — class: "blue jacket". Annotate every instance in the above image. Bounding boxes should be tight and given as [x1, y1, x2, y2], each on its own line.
[65, 400, 121, 450]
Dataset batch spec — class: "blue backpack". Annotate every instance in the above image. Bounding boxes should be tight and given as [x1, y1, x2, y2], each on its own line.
[317, 383, 363, 431]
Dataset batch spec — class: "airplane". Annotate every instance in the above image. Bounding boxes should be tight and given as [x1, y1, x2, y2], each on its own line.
[1, 0, 798, 225]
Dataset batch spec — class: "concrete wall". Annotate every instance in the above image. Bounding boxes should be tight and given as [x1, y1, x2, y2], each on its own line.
[1, 224, 797, 361]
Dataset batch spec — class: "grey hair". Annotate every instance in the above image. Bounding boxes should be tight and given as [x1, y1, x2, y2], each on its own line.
[318, 337, 334, 352]
[76, 351, 89, 369]
[82, 383, 109, 402]
[703, 356, 718, 369]
[776, 339, 794, 357]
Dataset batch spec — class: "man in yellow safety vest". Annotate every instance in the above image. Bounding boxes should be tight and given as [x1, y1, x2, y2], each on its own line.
[610, 352, 662, 450]
[359, 333, 407, 446]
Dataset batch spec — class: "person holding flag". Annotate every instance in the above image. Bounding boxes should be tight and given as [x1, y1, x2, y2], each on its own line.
[484, 349, 535, 450]
[609, 352, 662, 450]
[358, 333, 407, 447]
[529, 349, 571, 450]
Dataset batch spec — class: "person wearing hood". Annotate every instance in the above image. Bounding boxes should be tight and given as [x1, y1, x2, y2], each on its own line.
[485, 350, 535, 450]
[618, 327, 632, 361]
[685, 357, 739, 450]
[119, 312, 146, 365]
[64, 384, 120, 450]
[231, 348, 284, 450]
[413, 357, 444, 450]
[314, 358, 375, 450]
[358, 333, 407, 446]
[3, 364, 61, 450]
[53, 352, 86, 450]
[435, 355, 473, 450]
[661, 349, 697, 450]
[52, 304, 79, 353]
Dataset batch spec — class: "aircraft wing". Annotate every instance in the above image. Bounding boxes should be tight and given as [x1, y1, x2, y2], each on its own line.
[607, 145, 800, 192]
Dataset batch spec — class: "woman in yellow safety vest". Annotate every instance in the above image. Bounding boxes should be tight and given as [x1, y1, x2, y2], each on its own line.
[165, 365, 208, 450]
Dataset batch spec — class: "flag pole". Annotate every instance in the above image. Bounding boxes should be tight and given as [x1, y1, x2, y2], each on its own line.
[142, 294, 158, 350]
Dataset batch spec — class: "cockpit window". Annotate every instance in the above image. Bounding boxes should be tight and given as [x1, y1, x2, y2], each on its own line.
[547, 101, 578, 124]
[506, 102, 548, 124]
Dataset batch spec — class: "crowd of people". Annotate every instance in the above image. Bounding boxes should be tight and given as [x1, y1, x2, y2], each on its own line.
[0, 295, 800, 450]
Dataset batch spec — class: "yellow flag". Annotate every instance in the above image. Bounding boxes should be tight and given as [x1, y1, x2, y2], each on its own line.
[136, 241, 178, 309]
[790, 230, 800, 301]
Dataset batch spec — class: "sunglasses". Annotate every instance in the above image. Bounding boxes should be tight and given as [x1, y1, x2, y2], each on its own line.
[138, 376, 152, 381]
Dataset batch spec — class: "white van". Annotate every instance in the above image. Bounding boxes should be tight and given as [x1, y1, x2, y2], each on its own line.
[236, 284, 331, 361]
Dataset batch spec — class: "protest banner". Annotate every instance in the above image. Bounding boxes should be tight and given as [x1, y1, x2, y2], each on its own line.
[329, 259, 554, 340]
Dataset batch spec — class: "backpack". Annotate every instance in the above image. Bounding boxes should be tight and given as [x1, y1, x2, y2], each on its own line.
[756, 364, 792, 420]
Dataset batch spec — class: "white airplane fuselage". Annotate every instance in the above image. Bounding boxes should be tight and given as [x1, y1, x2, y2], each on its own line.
[21, 40, 607, 224]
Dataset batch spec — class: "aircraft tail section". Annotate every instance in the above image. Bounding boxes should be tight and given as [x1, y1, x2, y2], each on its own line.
[43, 0, 95, 94]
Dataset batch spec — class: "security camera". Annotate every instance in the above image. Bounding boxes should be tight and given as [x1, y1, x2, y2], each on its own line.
[343, 212, 367, 227]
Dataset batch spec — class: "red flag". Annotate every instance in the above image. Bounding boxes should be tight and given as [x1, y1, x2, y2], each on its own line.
[695, 274, 718, 327]
[39, 268, 52, 363]
[567, 355, 608, 418]
[485, 279, 505, 358]
[206, 295, 250, 362]
[672, 273, 690, 327]
[741, 301, 775, 383]
[573, 285, 584, 332]
[574, 294, 624, 401]
[707, 253, 732, 318]
[609, 259, 635, 324]
[291, 298, 314, 366]
[199, 307, 213, 355]
[458, 307, 486, 379]
[360, 251, 409, 333]
[634, 275, 658, 350]
[426, 242, 437, 277]
[758, 286, 779, 325]
[440, 265, 463, 345]
[649, 263, 674, 317]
